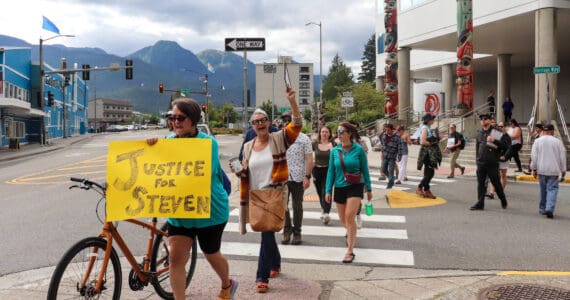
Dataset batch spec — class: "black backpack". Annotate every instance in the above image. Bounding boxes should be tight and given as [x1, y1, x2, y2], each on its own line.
[457, 133, 466, 150]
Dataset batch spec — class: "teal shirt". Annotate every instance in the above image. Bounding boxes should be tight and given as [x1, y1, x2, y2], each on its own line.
[325, 142, 372, 194]
[167, 132, 229, 228]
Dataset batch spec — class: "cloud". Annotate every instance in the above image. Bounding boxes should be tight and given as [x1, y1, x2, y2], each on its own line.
[2, 0, 375, 75]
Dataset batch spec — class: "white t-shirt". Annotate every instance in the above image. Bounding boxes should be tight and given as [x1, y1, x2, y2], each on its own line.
[249, 145, 273, 189]
[286, 133, 313, 182]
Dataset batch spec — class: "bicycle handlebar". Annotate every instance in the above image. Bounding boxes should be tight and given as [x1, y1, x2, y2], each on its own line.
[69, 177, 106, 193]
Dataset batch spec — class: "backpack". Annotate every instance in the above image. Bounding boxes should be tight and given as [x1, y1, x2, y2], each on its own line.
[458, 133, 467, 150]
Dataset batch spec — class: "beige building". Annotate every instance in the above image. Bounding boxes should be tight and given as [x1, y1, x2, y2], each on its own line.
[255, 56, 313, 118]
[88, 98, 133, 130]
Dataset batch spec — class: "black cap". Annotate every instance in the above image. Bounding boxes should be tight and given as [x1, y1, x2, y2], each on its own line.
[543, 124, 554, 131]
[422, 114, 435, 122]
[535, 124, 543, 130]
[479, 113, 492, 120]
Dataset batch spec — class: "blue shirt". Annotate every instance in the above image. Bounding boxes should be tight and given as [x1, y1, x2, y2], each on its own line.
[167, 131, 229, 228]
[325, 143, 372, 194]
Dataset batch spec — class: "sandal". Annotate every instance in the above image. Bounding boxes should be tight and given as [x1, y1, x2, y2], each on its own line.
[256, 282, 269, 293]
[270, 268, 281, 278]
[342, 252, 355, 263]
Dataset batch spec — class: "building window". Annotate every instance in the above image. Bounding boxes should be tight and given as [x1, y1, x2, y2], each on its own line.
[300, 74, 310, 81]
[300, 82, 310, 89]
[299, 90, 310, 97]
[300, 98, 309, 105]
[300, 66, 310, 73]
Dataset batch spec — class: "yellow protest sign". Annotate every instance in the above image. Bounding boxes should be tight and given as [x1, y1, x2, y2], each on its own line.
[106, 139, 212, 221]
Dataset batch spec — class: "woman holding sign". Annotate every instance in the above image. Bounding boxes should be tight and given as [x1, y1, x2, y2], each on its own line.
[231, 86, 302, 293]
[146, 98, 237, 300]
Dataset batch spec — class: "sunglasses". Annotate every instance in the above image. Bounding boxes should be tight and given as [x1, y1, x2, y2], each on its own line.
[336, 129, 345, 135]
[168, 115, 188, 122]
[251, 117, 268, 125]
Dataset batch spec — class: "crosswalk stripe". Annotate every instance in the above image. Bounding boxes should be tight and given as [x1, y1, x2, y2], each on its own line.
[230, 208, 406, 223]
[369, 172, 455, 184]
[220, 242, 414, 266]
[225, 222, 408, 239]
[371, 183, 410, 191]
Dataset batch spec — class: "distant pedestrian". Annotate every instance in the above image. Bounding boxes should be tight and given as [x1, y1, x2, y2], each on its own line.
[487, 90, 496, 115]
[502, 97, 514, 123]
[396, 126, 411, 184]
[444, 124, 466, 178]
[312, 125, 336, 225]
[506, 118, 523, 172]
[470, 113, 509, 211]
[380, 124, 402, 189]
[531, 124, 567, 219]
[416, 114, 441, 199]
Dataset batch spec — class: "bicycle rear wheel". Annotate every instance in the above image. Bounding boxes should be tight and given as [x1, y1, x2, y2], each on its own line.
[150, 223, 197, 300]
[47, 237, 122, 300]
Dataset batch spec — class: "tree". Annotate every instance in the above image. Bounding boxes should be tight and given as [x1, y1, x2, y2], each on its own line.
[358, 34, 376, 83]
[259, 99, 278, 121]
[322, 53, 354, 101]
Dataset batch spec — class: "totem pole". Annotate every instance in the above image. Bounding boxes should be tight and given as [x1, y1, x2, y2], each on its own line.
[456, 0, 474, 111]
[384, 0, 398, 117]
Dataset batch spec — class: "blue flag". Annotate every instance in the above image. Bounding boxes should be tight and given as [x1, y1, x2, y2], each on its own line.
[42, 16, 60, 34]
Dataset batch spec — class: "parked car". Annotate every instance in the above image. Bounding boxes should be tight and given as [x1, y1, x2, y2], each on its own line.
[197, 123, 213, 137]
[106, 125, 128, 132]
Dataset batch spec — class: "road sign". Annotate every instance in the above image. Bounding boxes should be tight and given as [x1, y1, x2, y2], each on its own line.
[341, 97, 354, 108]
[225, 38, 266, 51]
[534, 65, 560, 74]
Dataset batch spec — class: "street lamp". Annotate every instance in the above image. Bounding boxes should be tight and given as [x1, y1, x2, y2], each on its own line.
[39, 34, 74, 143]
[306, 21, 322, 129]
[181, 68, 209, 123]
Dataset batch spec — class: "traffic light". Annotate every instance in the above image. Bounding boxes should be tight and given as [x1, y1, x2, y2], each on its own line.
[82, 64, 90, 80]
[61, 58, 70, 86]
[47, 91, 54, 106]
[125, 59, 133, 80]
[159, 83, 164, 93]
[201, 104, 207, 112]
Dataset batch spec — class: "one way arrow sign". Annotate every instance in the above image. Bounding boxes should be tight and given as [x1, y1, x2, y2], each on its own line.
[225, 38, 266, 51]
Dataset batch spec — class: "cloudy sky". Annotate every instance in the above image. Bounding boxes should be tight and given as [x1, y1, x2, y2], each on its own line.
[2, 0, 377, 76]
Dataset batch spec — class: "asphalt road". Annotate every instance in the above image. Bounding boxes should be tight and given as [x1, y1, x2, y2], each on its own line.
[1, 131, 569, 278]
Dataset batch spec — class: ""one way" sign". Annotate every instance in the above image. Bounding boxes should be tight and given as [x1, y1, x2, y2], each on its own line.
[225, 38, 266, 51]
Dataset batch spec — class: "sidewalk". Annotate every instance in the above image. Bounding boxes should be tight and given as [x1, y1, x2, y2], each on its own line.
[2, 135, 570, 299]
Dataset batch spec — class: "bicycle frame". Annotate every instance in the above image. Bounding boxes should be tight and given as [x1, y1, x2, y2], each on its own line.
[84, 217, 169, 294]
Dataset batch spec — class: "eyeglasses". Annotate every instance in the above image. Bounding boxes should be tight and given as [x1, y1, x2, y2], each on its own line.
[481, 117, 489, 121]
[168, 115, 188, 122]
[336, 129, 345, 135]
[251, 117, 268, 125]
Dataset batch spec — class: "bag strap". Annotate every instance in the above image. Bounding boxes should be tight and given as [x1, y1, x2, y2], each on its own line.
[338, 150, 349, 176]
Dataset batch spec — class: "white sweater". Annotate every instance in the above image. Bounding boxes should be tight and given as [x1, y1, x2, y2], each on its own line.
[530, 135, 567, 176]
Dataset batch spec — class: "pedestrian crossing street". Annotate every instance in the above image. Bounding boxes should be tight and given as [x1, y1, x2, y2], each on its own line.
[221, 208, 415, 266]
[369, 169, 456, 191]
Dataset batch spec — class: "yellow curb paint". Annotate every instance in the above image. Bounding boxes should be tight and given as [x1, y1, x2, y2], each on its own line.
[498, 271, 570, 276]
[515, 175, 570, 183]
[386, 189, 446, 208]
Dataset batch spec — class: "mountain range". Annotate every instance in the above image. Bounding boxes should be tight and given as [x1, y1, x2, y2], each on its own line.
[1, 35, 322, 114]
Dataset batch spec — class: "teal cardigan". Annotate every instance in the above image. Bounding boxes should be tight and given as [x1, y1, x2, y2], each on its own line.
[325, 142, 372, 195]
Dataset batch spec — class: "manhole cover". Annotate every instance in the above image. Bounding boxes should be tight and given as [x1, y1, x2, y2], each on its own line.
[478, 283, 570, 300]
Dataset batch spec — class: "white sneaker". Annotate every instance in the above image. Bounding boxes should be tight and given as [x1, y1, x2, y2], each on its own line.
[356, 214, 363, 229]
[323, 214, 331, 225]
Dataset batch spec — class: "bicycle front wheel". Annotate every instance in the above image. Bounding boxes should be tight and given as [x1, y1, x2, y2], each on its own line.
[150, 223, 197, 300]
[47, 237, 122, 300]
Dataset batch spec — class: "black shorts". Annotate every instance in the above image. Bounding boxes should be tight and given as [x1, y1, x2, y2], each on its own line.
[334, 183, 364, 204]
[168, 222, 226, 254]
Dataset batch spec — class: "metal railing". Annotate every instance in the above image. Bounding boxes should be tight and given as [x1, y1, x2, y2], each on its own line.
[556, 98, 570, 144]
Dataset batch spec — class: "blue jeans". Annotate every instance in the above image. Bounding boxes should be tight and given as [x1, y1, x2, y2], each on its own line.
[256, 232, 281, 283]
[539, 175, 559, 213]
[381, 157, 396, 188]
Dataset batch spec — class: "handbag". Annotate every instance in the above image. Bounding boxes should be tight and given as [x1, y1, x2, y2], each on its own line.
[338, 150, 361, 184]
[248, 188, 285, 232]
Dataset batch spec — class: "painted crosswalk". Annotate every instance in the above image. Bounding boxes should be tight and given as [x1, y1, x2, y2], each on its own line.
[225, 208, 414, 266]
[369, 171, 457, 191]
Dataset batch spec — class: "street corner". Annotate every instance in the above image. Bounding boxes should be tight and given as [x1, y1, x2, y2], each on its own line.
[385, 189, 446, 208]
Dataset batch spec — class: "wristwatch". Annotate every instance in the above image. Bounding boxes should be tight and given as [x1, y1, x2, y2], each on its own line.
[305, 174, 312, 180]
